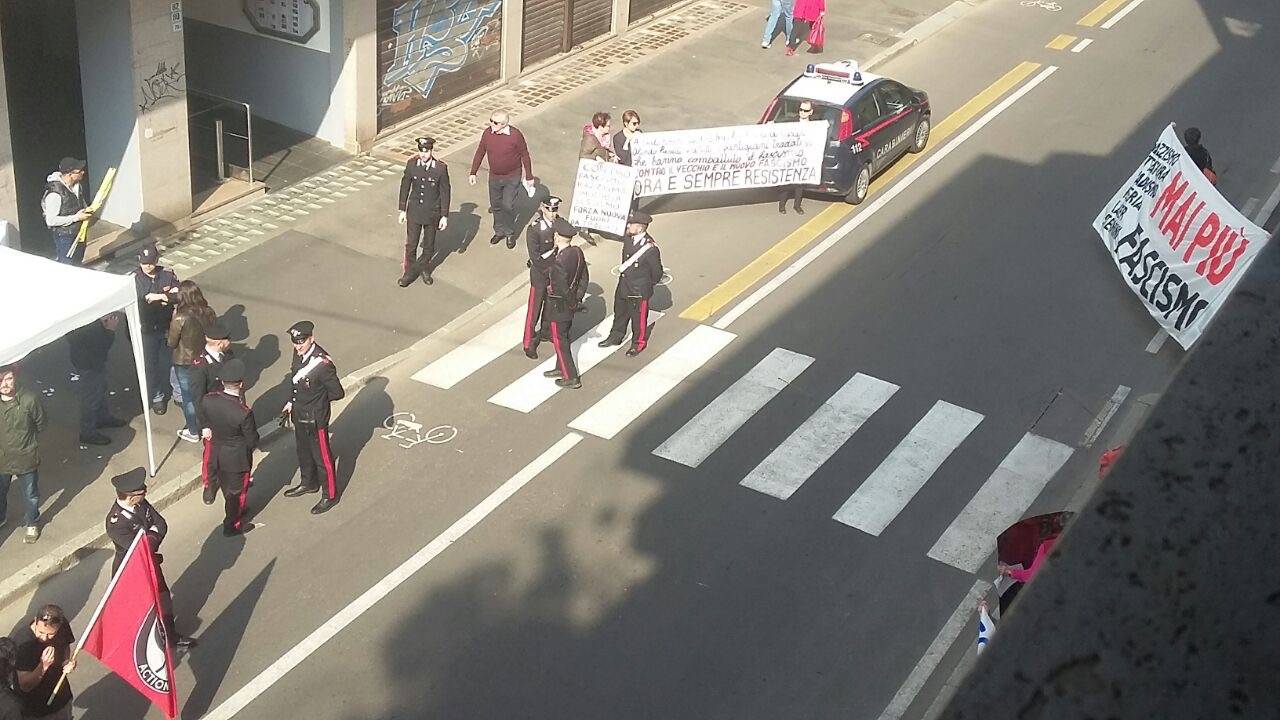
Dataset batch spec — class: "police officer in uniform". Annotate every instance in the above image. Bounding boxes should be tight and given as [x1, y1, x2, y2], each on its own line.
[598, 211, 663, 356]
[280, 321, 345, 514]
[197, 359, 259, 536]
[105, 468, 196, 648]
[523, 196, 562, 359]
[397, 137, 451, 287]
[189, 321, 232, 405]
[542, 219, 587, 389]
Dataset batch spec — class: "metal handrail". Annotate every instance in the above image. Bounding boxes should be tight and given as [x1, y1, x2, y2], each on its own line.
[187, 89, 254, 184]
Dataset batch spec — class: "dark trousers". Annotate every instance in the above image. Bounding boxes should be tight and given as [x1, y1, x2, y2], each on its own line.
[488, 175, 522, 236]
[76, 366, 110, 434]
[549, 317, 578, 381]
[294, 421, 338, 500]
[51, 227, 83, 265]
[404, 218, 438, 277]
[0, 471, 39, 525]
[215, 469, 251, 531]
[607, 284, 653, 351]
[779, 185, 804, 209]
[524, 281, 549, 351]
[788, 18, 812, 49]
[139, 331, 172, 404]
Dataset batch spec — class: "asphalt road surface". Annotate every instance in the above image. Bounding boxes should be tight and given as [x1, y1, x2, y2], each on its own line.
[9, 0, 1280, 717]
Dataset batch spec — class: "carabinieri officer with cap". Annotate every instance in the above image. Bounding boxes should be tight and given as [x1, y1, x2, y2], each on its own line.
[397, 136, 451, 287]
[281, 321, 345, 514]
[599, 210, 663, 356]
[523, 195, 562, 358]
[543, 218, 588, 389]
[106, 468, 196, 648]
[198, 358, 259, 535]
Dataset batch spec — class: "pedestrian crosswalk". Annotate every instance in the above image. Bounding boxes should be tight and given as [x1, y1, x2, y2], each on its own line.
[408, 305, 1078, 574]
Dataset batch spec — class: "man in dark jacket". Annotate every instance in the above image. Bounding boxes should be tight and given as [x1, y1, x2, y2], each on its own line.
[542, 219, 587, 389]
[0, 365, 47, 544]
[280, 321, 346, 515]
[189, 320, 232, 404]
[523, 196, 561, 359]
[598, 211, 663, 356]
[67, 313, 127, 446]
[130, 245, 180, 414]
[13, 604, 76, 720]
[41, 157, 93, 265]
[198, 359, 259, 535]
[397, 136, 451, 287]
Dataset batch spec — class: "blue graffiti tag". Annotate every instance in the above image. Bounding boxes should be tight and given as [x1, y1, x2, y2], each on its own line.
[381, 0, 501, 105]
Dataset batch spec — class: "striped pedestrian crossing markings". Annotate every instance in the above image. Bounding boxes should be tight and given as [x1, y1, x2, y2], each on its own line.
[740, 372, 900, 501]
[833, 400, 984, 536]
[653, 348, 814, 468]
[489, 311, 664, 413]
[412, 303, 528, 390]
[926, 433, 1073, 573]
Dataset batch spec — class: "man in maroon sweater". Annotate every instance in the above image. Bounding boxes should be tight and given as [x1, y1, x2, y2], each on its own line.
[469, 110, 535, 249]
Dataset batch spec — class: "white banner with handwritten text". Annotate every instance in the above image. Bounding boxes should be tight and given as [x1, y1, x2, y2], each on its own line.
[568, 159, 638, 236]
[631, 122, 828, 197]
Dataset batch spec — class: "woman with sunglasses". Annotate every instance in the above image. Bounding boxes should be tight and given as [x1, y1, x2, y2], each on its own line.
[613, 110, 642, 167]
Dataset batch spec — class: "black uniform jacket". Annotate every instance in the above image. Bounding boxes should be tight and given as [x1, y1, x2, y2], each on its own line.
[106, 499, 167, 573]
[547, 245, 587, 322]
[398, 158, 451, 224]
[189, 348, 231, 402]
[285, 344, 345, 426]
[526, 217, 556, 285]
[618, 232, 663, 299]
[198, 390, 259, 473]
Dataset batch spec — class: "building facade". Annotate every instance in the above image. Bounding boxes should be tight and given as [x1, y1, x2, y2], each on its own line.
[0, 0, 683, 257]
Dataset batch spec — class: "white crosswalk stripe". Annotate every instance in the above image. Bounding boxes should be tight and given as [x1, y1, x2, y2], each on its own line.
[741, 372, 899, 501]
[411, 303, 528, 389]
[926, 433, 1074, 573]
[832, 400, 984, 535]
[653, 348, 814, 468]
[569, 325, 736, 440]
[489, 312, 664, 412]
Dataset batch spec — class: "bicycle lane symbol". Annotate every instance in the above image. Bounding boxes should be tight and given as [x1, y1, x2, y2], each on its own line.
[381, 412, 459, 449]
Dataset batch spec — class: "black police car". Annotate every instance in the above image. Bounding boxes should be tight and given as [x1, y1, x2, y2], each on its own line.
[761, 60, 930, 204]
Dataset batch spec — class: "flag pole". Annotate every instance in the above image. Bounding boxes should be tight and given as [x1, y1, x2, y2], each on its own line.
[48, 529, 145, 703]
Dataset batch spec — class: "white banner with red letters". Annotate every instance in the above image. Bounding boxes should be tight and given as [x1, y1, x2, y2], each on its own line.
[631, 122, 828, 197]
[1093, 124, 1268, 349]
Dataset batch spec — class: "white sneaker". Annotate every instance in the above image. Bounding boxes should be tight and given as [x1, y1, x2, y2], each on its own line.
[24, 526, 39, 544]
[177, 429, 200, 444]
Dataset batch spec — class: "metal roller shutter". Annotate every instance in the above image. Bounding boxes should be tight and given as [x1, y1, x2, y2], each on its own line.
[376, 0, 505, 132]
[522, 0, 568, 69]
[629, 0, 678, 24]
[570, 0, 612, 45]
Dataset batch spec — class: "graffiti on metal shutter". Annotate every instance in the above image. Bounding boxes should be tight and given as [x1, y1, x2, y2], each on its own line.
[378, 0, 503, 130]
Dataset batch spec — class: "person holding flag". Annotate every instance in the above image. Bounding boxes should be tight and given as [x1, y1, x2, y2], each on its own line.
[104, 469, 196, 649]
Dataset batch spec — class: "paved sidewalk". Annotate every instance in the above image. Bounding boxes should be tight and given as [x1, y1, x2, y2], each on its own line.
[1, 0, 964, 609]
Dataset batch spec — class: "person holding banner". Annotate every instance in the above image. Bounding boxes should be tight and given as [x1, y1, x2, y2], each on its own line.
[777, 102, 815, 214]
[41, 158, 93, 266]
[542, 219, 587, 389]
[13, 604, 76, 720]
[523, 197, 562, 359]
[105, 468, 197, 649]
[598, 211, 663, 357]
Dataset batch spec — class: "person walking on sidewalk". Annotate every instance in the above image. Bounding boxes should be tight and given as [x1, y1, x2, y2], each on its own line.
[397, 136, 451, 287]
[0, 365, 47, 544]
[280, 321, 345, 515]
[469, 110, 535, 250]
[523, 196, 562, 359]
[542, 219, 587, 390]
[786, 0, 825, 56]
[13, 604, 77, 720]
[597, 211, 663, 357]
[67, 312, 127, 447]
[777, 101, 814, 214]
[168, 280, 217, 445]
[198, 359, 258, 536]
[761, 0, 794, 48]
[105, 468, 196, 649]
[130, 245, 179, 415]
[41, 157, 93, 266]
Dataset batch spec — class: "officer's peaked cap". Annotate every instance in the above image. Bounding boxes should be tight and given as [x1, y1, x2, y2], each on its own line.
[628, 210, 652, 225]
[416, 136, 436, 151]
[288, 321, 314, 342]
[205, 321, 230, 340]
[221, 358, 246, 384]
[552, 218, 577, 238]
[542, 196, 562, 210]
[111, 467, 148, 494]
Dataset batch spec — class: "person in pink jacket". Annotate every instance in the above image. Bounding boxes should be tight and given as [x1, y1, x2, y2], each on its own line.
[786, 0, 826, 56]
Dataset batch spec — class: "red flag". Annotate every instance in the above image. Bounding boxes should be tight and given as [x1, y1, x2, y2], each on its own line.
[79, 530, 179, 719]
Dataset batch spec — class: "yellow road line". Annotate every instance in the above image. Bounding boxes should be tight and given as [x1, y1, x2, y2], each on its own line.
[1046, 34, 1077, 50]
[1078, 0, 1128, 27]
[680, 61, 1043, 323]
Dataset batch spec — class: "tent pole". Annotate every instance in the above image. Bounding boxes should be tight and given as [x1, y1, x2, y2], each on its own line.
[125, 300, 157, 476]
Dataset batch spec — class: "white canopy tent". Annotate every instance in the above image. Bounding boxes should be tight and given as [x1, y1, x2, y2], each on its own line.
[0, 246, 157, 475]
